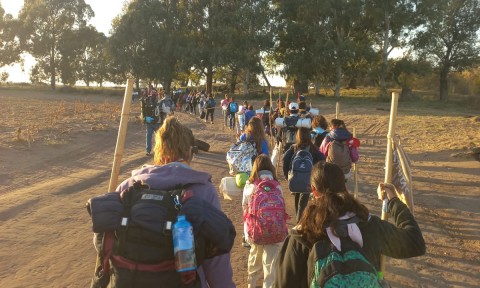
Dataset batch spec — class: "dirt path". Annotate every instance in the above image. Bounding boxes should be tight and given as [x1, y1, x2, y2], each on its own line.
[0, 90, 479, 287]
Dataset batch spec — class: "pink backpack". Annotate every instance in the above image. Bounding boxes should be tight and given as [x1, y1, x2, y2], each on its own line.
[244, 178, 288, 245]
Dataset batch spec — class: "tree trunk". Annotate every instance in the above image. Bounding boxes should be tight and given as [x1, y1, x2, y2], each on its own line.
[314, 79, 320, 96]
[50, 47, 56, 90]
[229, 69, 238, 94]
[439, 67, 449, 101]
[243, 68, 250, 96]
[135, 77, 140, 91]
[164, 77, 172, 95]
[293, 79, 308, 97]
[334, 65, 342, 98]
[261, 70, 271, 88]
[347, 78, 357, 89]
[206, 65, 213, 95]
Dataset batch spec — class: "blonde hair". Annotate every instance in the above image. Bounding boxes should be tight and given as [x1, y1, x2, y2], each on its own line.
[154, 117, 194, 165]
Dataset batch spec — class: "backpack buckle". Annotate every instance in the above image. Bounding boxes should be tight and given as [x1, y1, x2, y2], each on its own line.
[120, 217, 128, 230]
[164, 220, 173, 233]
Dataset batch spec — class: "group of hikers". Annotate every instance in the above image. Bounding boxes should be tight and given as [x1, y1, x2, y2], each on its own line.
[87, 89, 426, 288]
[177, 90, 217, 124]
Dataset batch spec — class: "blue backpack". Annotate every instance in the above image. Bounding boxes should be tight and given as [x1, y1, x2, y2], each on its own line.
[207, 98, 216, 108]
[287, 147, 313, 193]
[229, 102, 238, 113]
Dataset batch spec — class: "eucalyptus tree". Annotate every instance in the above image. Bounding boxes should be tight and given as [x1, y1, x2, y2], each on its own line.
[365, 0, 416, 98]
[18, 0, 94, 89]
[275, 0, 373, 97]
[413, 0, 480, 101]
[77, 28, 108, 87]
[0, 4, 20, 68]
[183, 0, 241, 94]
[234, 0, 276, 95]
[109, 0, 188, 93]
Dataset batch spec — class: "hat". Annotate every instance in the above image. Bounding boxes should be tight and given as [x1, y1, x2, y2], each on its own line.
[288, 102, 299, 111]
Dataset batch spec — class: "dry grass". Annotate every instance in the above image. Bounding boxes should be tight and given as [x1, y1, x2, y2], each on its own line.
[0, 92, 132, 149]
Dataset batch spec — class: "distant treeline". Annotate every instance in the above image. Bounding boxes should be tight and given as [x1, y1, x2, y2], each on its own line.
[0, 0, 479, 102]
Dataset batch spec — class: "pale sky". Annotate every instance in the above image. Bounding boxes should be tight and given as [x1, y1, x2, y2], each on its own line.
[0, 0, 291, 87]
[0, 0, 125, 83]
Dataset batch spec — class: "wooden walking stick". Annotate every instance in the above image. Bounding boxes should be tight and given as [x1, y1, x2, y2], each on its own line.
[91, 79, 134, 288]
[108, 78, 135, 192]
[379, 92, 399, 279]
[353, 127, 358, 199]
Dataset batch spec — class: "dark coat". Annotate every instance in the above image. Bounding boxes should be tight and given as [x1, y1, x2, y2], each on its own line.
[282, 144, 325, 180]
[274, 198, 426, 288]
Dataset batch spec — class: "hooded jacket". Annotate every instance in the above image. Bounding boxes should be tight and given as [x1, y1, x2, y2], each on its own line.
[116, 162, 235, 288]
[274, 198, 426, 288]
[319, 128, 353, 158]
[282, 144, 325, 186]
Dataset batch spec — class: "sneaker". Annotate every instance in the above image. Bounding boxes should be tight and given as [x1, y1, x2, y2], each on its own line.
[146, 152, 151, 156]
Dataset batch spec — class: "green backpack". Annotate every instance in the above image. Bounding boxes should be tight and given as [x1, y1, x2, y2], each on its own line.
[308, 236, 382, 288]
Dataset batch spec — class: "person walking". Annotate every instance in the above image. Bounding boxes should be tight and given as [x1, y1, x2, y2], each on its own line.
[275, 162, 426, 288]
[320, 119, 359, 180]
[242, 155, 287, 288]
[205, 94, 216, 124]
[283, 127, 325, 222]
[115, 117, 236, 288]
[141, 88, 160, 156]
[227, 97, 238, 131]
[221, 94, 231, 127]
[239, 117, 270, 157]
[157, 90, 175, 126]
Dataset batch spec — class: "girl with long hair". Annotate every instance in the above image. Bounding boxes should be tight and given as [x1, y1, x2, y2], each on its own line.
[275, 162, 425, 288]
[282, 127, 325, 222]
[242, 155, 286, 288]
[239, 117, 270, 156]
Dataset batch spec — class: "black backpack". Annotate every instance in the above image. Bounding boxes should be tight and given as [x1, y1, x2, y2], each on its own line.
[88, 182, 204, 288]
[282, 116, 299, 151]
[311, 130, 329, 147]
[141, 95, 159, 124]
[287, 146, 314, 193]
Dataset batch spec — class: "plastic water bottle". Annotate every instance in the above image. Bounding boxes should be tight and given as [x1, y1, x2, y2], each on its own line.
[172, 215, 196, 272]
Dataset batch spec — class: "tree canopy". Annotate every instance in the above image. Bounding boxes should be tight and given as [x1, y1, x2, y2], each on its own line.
[0, 3, 20, 68]
[1, 0, 478, 100]
[18, 0, 94, 89]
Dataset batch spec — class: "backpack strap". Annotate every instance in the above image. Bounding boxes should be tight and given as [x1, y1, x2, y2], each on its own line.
[164, 186, 186, 235]
[116, 181, 144, 255]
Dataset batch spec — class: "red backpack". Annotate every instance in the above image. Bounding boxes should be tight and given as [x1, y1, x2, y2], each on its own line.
[244, 178, 289, 245]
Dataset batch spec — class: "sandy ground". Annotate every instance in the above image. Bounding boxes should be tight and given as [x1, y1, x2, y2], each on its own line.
[0, 89, 479, 288]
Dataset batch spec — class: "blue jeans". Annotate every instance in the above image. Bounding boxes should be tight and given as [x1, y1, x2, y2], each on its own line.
[146, 123, 161, 153]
